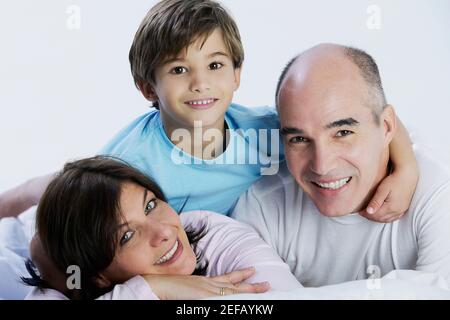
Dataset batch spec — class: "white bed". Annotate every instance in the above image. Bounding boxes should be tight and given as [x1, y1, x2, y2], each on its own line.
[1, 207, 449, 300]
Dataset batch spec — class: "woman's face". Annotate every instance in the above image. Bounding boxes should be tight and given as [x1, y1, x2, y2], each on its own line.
[101, 182, 197, 284]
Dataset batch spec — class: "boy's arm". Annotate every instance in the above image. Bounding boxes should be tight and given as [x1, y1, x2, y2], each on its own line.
[0, 173, 55, 218]
[361, 117, 419, 222]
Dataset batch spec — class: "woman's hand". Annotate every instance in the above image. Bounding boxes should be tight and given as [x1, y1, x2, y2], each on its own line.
[143, 267, 270, 300]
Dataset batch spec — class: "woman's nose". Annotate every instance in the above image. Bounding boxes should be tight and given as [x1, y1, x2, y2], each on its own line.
[145, 220, 173, 247]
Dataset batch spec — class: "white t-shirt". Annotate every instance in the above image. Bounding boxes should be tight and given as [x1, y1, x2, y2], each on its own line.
[232, 146, 450, 287]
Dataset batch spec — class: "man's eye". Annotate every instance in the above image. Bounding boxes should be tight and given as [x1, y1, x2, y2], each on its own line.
[120, 230, 134, 246]
[170, 66, 187, 74]
[336, 130, 353, 137]
[145, 199, 157, 215]
[209, 62, 223, 70]
[289, 136, 308, 144]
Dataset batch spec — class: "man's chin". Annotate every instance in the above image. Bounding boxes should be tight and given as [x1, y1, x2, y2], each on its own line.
[317, 207, 350, 217]
[311, 199, 355, 217]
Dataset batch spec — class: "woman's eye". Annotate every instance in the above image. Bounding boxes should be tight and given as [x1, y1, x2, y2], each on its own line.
[170, 66, 187, 74]
[209, 62, 223, 70]
[336, 130, 353, 137]
[289, 136, 308, 144]
[120, 230, 134, 246]
[145, 199, 157, 215]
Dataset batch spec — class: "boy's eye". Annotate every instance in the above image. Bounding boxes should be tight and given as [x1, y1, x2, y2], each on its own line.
[145, 199, 157, 215]
[336, 130, 353, 137]
[289, 136, 309, 144]
[120, 230, 135, 246]
[209, 62, 223, 70]
[170, 66, 187, 74]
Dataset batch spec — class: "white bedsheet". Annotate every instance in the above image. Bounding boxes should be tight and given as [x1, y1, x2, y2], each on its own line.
[0, 207, 36, 299]
[1, 208, 449, 300]
[212, 270, 450, 300]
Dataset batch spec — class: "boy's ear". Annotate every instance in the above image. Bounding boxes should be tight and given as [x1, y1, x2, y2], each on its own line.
[92, 273, 112, 289]
[381, 104, 397, 146]
[137, 80, 158, 102]
[233, 66, 242, 92]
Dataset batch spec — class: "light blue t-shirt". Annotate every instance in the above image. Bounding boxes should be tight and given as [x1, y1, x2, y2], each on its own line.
[100, 103, 284, 215]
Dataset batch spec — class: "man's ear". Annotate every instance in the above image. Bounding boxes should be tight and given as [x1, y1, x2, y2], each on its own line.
[381, 105, 397, 146]
[92, 273, 112, 289]
[137, 80, 158, 102]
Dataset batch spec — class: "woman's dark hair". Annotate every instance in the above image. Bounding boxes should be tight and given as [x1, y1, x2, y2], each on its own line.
[22, 156, 207, 299]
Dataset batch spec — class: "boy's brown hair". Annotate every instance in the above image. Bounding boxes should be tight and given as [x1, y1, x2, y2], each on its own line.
[129, 0, 244, 108]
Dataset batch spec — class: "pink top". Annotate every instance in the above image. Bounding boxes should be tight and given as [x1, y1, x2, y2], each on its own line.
[26, 211, 301, 300]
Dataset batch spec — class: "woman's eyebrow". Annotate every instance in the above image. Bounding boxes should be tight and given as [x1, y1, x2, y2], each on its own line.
[142, 189, 148, 209]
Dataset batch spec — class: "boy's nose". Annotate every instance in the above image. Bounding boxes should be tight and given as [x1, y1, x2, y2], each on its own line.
[189, 71, 210, 92]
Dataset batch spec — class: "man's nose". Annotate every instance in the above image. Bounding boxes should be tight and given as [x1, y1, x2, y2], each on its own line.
[189, 70, 210, 93]
[145, 219, 172, 247]
[309, 142, 336, 176]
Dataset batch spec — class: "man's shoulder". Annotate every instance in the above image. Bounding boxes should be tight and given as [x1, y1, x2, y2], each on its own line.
[226, 103, 279, 130]
[407, 145, 450, 221]
[414, 145, 450, 197]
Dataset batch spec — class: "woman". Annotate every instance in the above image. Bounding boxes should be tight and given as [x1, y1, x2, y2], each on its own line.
[23, 156, 301, 299]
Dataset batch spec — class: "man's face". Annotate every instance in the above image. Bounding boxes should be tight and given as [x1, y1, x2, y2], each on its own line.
[278, 55, 394, 216]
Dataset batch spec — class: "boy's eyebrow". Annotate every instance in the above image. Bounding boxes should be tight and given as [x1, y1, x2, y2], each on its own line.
[208, 51, 230, 59]
[163, 51, 230, 65]
[163, 57, 185, 65]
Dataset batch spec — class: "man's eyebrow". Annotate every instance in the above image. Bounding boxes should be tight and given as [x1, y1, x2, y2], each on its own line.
[280, 127, 304, 136]
[325, 118, 359, 129]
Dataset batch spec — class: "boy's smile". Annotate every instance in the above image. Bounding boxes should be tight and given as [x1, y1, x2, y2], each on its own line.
[148, 28, 241, 145]
[184, 98, 219, 110]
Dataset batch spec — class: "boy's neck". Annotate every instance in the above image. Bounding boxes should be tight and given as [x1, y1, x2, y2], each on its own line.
[161, 116, 229, 160]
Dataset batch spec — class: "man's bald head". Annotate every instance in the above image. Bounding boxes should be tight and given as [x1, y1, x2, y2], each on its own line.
[275, 43, 387, 123]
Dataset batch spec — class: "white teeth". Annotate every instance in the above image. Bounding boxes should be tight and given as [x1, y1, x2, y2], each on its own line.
[316, 177, 351, 190]
[155, 240, 178, 265]
[187, 99, 214, 105]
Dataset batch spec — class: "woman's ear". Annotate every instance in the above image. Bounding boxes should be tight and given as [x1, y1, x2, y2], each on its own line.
[137, 80, 158, 102]
[381, 105, 397, 146]
[92, 273, 112, 289]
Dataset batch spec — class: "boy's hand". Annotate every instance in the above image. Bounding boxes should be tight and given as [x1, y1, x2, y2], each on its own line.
[360, 166, 419, 223]
[0, 173, 54, 219]
[143, 267, 270, 300]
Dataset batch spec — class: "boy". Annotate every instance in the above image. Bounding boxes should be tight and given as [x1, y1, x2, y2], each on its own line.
[0, 0, 417, 218]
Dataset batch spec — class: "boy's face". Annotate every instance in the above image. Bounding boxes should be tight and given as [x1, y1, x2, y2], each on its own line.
[146, 28, 241, 133]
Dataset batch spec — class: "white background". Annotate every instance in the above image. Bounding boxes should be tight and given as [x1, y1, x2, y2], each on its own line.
[1, 0, 449, 192]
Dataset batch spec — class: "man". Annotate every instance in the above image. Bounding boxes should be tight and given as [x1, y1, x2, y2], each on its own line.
[232, 43, 450, 287]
